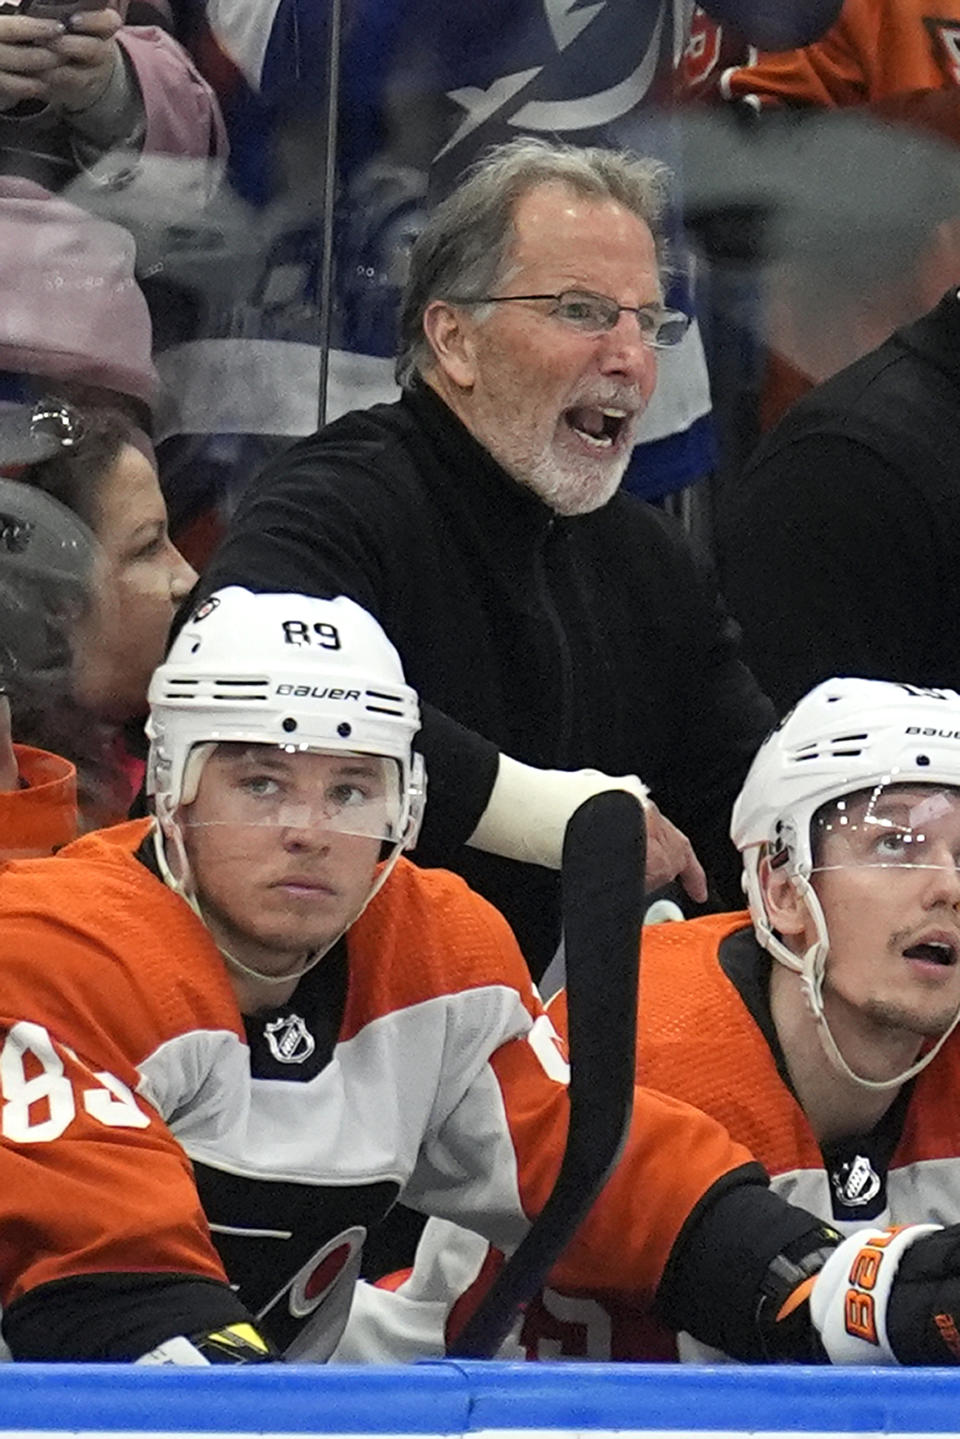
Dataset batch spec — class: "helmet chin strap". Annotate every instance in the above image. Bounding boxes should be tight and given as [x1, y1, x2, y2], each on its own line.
[151, 811, 405, 989]
[792, 872, 960, 1092]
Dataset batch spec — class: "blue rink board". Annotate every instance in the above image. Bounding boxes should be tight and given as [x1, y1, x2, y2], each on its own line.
[3, 1364, 960, 1436]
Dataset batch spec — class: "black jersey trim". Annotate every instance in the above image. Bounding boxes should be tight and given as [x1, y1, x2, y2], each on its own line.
[4, 1272, 250, 1361]
[655, 1162, 837, 1361]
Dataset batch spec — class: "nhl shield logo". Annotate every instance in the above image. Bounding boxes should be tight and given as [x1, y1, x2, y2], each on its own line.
[831, 1154, 881, 1209]
[264, 1013, 316, 1064]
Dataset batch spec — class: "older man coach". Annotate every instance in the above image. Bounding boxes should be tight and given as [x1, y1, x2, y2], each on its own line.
[196, 137, 775, 980]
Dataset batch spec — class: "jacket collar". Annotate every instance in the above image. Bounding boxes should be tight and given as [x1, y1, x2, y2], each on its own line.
[894, 287, 960, 389]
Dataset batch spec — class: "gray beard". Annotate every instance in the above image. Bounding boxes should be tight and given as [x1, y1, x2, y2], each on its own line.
[519, 448, 629, 515]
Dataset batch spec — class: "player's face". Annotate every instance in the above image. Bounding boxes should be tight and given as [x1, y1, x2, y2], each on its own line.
[811, 786, 960, 1043]
[181, 745, 386, 977]
[432, 182, 660, 515]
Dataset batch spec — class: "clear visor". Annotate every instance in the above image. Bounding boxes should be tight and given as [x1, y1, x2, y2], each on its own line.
[180, 742, 405, 843]
[810, 782, 960, 876]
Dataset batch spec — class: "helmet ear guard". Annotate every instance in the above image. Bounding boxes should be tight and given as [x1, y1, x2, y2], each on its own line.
[402, 749, 426, 852]
[741, 839, 807, 979]
[178, 742, 216, 808]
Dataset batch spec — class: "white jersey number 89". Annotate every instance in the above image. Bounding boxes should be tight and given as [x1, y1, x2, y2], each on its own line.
[1, 1020, 149, 1142]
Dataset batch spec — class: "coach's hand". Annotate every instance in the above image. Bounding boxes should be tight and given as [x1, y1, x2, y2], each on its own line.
[469, 754, 708, 902]
[642, 794, 707, 903]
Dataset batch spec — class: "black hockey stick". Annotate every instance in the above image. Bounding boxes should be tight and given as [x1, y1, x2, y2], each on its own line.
[447, 788, 645, 1359]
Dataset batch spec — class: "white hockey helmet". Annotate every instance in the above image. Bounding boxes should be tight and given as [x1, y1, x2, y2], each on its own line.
[146, 587, 425, 849]
[732, 676, 960, 1087]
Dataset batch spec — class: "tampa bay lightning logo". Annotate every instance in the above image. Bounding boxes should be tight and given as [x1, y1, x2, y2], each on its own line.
[436, 0, 675, 163]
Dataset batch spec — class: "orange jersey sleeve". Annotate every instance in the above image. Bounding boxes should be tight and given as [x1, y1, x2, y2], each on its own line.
[720, 0, 960, 110]
[0, 1021, 227, 1302]
[0, 745, 76, 860]
[488, 1015, 762, 1309]
[0, 824, 242, 1305]
[547, 913, 825, 1181]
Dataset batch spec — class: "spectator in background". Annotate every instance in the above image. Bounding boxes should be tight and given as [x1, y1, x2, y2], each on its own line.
[8, 402, 195, 827]
[710, 0, 960, 429]
[717, 287, 960, 711]
[0, 182, 194, 824]
[196, 137, 776, 984]
[718, 0, 960, 125]
[0, 0, 225, 194]
[0, 175, 158, 425]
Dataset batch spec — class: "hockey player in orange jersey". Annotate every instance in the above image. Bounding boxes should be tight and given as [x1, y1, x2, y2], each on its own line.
[4, 596, 960, 1366]
[528, 677, 960, 1359]
[338, 678, 960, 1363]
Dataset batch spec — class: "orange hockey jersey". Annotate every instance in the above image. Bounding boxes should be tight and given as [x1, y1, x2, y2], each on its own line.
[338, 912, 960, 1362]
[719, 0, 960, 111]
[526, 912, 960, 1358]
[554, 909, 960, 1221]
[0, 745, 76, 859]
[0, 821, 779, 1362]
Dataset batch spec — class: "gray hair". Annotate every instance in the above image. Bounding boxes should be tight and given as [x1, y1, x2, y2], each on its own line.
[395, 137, 673, 388]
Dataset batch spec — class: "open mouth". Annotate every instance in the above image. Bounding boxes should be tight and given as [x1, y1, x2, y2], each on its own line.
[903, 939, 958, 966]
[564, 405, 630, 449]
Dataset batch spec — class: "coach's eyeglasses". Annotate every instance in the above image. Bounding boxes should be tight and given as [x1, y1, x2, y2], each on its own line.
[450, 289, 691, 348]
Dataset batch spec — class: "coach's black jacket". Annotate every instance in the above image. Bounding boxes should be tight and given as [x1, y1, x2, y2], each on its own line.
[198, 382, 774, 977]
